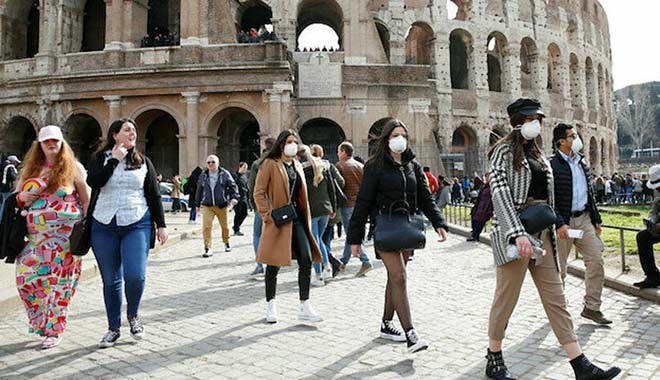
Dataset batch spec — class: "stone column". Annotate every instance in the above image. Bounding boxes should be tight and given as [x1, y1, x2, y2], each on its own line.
[104, 0, 124, 50]
[34, 0, 58, 75]
[103, 96, 122, 125]
[180, 0, 201, 46]
[266, 89, 283, 136]
[123, 0, 149, 48]
[182, 92, 201, 175]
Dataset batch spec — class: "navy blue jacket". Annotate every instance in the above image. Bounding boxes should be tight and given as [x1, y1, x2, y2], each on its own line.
[195, 168, 239, 208]
[549, 152, 602, 228]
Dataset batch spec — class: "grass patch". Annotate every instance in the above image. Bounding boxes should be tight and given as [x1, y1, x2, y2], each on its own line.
[444, 205, 648, 258]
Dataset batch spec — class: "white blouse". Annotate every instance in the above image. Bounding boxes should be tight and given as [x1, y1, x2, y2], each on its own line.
[93, 152, 149, 226]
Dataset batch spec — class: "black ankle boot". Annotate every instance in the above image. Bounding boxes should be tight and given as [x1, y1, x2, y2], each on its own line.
[570, 354, 621, 380]
[485, 349, 517, 380]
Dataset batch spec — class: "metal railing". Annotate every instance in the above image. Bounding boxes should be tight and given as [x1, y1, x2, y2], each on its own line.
[599, 224, 642, 273]
[444, 204, 643, 274]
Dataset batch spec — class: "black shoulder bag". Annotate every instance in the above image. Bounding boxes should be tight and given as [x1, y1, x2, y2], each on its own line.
[327, 163, 347, 206]
[375, 200, 426, 252]
[271, 167, 298, 227]
[374, 165, 426, 252]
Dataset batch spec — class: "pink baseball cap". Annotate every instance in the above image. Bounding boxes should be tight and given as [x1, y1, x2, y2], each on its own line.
[38, 125, 64, 142]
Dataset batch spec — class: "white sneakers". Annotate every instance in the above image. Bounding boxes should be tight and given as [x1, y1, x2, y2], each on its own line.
[266, 300, 278, 323]
[265, 300, 322, 323]
[322, 267, 333, 282]
[310, 276, 325, 287]
[298, 300, 322, 323]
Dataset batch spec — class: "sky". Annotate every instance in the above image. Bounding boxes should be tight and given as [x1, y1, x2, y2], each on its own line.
[599, 0, 660, 90]
[297, 1, 659, 91]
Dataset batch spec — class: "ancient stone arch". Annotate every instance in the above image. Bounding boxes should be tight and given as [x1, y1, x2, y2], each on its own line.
[299, 117, 346, 163]
[450, 29, 474, 90]
[405, 22, 434, 65]
[520, 37, 539, 91]
[487, 31, 509, 93]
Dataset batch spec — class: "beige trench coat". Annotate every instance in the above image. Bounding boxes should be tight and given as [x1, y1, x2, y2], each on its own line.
[254, 158, 321, 266]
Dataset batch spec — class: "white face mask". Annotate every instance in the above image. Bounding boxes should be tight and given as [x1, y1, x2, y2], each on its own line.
[570, 135, 583, 154]
[284, 143, 298, 157]
[388, 135, 407, 154]
[519, 119, 541, 140]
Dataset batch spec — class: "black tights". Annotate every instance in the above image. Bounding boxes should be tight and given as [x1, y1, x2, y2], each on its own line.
[380, 250, 413, 331]
[265, 221, 312, 301]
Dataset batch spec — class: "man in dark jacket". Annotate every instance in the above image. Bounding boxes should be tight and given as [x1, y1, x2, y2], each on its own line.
[0, 155, 20, 217]
[231, 162, 249, 236]
[550, 124, 610, 325]
[468, 173, 492, 242]
[196, 155, 239, 257]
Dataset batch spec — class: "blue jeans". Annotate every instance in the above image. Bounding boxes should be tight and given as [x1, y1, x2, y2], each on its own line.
[188, 202, 197, 222]
[91, 212, 151, 331]
[311, 215, 330, 275]
[253, 212, 263, 271]
[340, 207, 370, 265]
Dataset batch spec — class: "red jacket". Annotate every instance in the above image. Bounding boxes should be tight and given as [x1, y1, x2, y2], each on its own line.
[424, 172, 439, 193]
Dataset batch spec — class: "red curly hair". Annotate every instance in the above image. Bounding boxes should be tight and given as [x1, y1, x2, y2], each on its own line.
[17, 140, 81, 194]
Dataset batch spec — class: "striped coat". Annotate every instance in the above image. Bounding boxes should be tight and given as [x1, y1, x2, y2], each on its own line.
[489, 142, 560, 270]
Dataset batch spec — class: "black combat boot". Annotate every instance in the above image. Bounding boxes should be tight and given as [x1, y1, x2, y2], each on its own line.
[570, 354, 621, 380]
[485, 349, 517, 380]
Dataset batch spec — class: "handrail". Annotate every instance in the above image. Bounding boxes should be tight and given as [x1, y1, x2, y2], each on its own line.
[445, 204, 644, 274]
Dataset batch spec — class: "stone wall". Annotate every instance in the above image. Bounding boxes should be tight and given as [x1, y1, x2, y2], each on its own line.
[0, 0, 617, 178]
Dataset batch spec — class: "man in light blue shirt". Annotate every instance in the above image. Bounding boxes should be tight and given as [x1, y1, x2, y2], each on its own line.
[557, 149, 589, 214]
[550, 124, 609, 325]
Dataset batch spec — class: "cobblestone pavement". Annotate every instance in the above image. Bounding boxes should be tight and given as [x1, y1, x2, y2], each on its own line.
[0, 215, 658, 379]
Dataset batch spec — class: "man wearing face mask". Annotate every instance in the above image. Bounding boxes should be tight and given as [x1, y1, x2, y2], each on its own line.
[549, 124, 609, 325]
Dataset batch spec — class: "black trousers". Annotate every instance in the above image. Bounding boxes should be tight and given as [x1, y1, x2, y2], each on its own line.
[233, 201, 248, 232]
[265, 221, 312, 301]
[636, 230, 660, 280]
[471, 220, 485, 240]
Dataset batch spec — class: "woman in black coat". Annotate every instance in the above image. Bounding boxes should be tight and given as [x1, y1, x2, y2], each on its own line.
[347, 119, 448, 353]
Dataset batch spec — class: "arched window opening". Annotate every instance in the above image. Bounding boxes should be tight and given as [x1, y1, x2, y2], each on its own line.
[296, 0, 343, 52]
[135, 110, 180, 179]
[299, 118, 346, 163]
[2, 1, 40, 60]
[375, 21, 391, 62]
[569, 53, 581, 108]
[405, 23, 434, 65]
[26, 1, 40, 58]
[519, 0, 535, 23]
[547, 43, 562, 93]
[235, 0, 276, 44]
[143, 0, 180, 47]
[487, 32, 508, 92]
[63, 114, 102, 167]
[486, 0, 505, 19]
[450, 29, 473, 90]
[447, 1, 469, 21]
[81, 0, 107, 52]
[1, 116, 36, 157]
[446, 125, 478, 178]
[520, 37, 538, 91]
[585, 57, 596, 108]
[597, 64, 605, 107]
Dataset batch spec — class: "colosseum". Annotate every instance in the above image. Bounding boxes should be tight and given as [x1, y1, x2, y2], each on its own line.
[0, 0, 617, 179]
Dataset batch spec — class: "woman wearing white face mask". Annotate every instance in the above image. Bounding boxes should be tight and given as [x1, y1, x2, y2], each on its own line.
[253, 130, 323, 323]
[347, 119, 448, 353]
[484, 99, 620, 380]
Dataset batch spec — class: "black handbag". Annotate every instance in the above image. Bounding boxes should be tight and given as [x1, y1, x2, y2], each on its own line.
[327, 164, 347, 206]
[271, 169, 298, 227]
[272, 203, 298, 226]
[519, 204, 557, 235]
[69, 217, 91, 256]
[374, 200, 426, 252]
[0, 193, 28, 263]
[70, 188, 100, 256]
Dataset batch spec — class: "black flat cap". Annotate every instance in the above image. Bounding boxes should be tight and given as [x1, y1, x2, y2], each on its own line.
[507, 98, 545, 117]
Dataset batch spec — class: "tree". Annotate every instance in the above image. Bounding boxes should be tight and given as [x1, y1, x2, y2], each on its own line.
[616, 87, 658, 150]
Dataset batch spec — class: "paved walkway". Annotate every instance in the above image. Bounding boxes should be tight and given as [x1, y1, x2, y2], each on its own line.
[0, 215, 658, 379]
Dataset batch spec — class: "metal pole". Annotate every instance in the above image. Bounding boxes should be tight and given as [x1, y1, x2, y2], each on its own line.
[619, 229, 626, 273]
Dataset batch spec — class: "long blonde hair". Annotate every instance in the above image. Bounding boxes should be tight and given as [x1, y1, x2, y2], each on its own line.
[298, 144, 325, 187]
[17, 140, 80, 194]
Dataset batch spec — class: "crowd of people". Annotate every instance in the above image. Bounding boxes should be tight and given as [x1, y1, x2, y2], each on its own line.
[2, 100, 660, 379]
[140, 28, 180, 48]
[593, 172, 656, 205]
[236, 25, 278, 44]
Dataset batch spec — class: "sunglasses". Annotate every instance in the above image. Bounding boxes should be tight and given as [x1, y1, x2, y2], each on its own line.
[207, 161, 217, 164]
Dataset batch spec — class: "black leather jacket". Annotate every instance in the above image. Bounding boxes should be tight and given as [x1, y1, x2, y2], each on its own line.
[347, 150, 447, 245]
